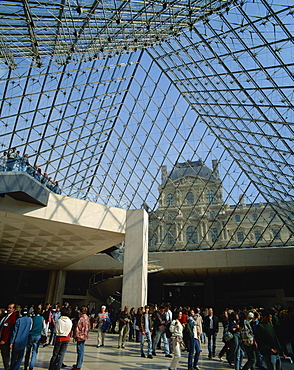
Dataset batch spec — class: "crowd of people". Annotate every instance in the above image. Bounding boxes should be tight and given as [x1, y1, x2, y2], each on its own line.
[0, 301, 293, 370]
[0, 148, 61, 195]
[0, 302, 90, 370]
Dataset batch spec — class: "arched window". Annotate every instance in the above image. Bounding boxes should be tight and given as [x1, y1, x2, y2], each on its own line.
[185, 192, 194, 204]
[167, 230, 175, 245]
[166, 193, 174, 206]
[211, 228, 218, 242]
[186, 226, 198, 245]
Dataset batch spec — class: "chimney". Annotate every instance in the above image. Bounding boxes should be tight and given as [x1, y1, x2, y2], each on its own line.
[212, 159, 220, 179]
[161, 165, 167, 184]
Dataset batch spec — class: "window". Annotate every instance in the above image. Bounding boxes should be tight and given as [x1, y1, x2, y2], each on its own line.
[211, 228, 218, 242]
[237, 231, 244, 242]
[148, 236, 154, 248]
[167, 214, 173, 221]
[206, 190, 215, 203]
[166, 193, 174, 206]
[272, 229, 281, 240]
[210, 211, 215, 219]
[167, 230, 175, 245]
[186, 226, 198, 245]
[252, 214, 258, 221]
[186, 192, 194, 204]
[254, 230, 262, 241]
[235, 215, 241, 222]
[270, 212, 276, 219]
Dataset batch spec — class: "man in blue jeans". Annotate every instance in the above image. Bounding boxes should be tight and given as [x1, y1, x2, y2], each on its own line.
[152, 306, 172, 358]
[10, 308, 32, 370]
[203, 307, 219, 359]
[187, 310, 201, 370]
[255, 309, 286, 370]
[24, 308, 44, 370]
[139, 306, 153, 359]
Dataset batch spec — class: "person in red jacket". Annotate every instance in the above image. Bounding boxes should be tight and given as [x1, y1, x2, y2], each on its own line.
[72, 306, 90, 370]
[0, 303, 19, 370]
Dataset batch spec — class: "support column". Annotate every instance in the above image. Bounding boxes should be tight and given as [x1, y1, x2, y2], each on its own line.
[122, 209, 148, 309]
[45, 270, 67, 304]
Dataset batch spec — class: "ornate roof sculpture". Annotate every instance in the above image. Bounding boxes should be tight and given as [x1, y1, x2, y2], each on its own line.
[0, 0, 293, 251]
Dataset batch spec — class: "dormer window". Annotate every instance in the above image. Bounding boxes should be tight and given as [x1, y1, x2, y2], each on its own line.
[186, 192, 194, 204]
[166, 193, 174, 206]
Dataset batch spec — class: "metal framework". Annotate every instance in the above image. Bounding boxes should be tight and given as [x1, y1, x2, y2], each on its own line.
[0, 0, 293, 251]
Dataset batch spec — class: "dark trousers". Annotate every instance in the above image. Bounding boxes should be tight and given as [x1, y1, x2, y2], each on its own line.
[11, 348, 25, 370]
[0, 343, 11, 370]
[242, 344, 256, 370]
[49, 340, 69, 370]
[207, 329, 217, 356]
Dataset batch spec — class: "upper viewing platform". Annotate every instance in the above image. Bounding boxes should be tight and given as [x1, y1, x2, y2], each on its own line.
[0, 171, 50, 206]
[0, 171, 127, 270]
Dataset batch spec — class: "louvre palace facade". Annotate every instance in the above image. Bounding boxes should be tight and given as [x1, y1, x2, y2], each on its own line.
[149, 160, 293, 252]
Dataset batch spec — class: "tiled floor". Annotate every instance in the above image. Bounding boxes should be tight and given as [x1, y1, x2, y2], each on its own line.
[10, 330, 294, 370]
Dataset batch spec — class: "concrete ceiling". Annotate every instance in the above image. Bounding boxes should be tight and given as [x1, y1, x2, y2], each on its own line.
[0, 193, 127, 270]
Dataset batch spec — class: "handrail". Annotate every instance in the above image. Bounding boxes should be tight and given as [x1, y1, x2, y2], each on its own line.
[89, 258, 164, 288]
[2, 168, 129, 209]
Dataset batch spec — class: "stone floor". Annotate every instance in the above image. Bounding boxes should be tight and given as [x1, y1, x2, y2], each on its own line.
[10, 329, 294, 370]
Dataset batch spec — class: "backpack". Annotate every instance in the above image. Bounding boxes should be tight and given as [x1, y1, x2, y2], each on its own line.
[223, 328, 233, 342]
[183, 321, 194, 339]
[240, 324, 254, 346]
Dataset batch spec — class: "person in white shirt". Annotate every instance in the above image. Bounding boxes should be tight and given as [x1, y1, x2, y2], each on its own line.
[48, 308, 72, 370]
[168, 311, 184, 370]
[187, 309, 201, 370]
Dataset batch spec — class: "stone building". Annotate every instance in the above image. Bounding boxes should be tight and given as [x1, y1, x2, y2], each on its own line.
[149, 160, 292, 251]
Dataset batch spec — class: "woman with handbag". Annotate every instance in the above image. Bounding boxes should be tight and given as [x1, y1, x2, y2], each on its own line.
[168, 311, 185, 370]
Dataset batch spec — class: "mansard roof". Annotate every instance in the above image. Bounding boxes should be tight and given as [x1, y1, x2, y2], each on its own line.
[167, 160, 217, 183]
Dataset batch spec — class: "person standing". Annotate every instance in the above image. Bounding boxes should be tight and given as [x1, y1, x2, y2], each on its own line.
[168, 311, 184, 370]
[129, 307, 136, 341]
[239, 311, 256, 370]
[49, 307, 61, 346]
[96, 306, 109, 347]
[152, 306, 172, 358]
[135, 307, 143, 343]
[117, 306, 131, 349]
[24, 308, 45, 370]
[255, 309, 285, 370]
[139, 305, 153, 359]
[42, 303, 52, 347]
[19, 154, 29, 172]
[0, 303, 18, 370]
[0, 151, 7, 171]
[187, 309, 201, 370]
[10, 308, 32, 370]
[6, 148, 18, 171]
[229, 311, 244, 370]
[203, 307, 219, 359]
[72, 306, 90, 370]
[48, 308, 72, 370]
